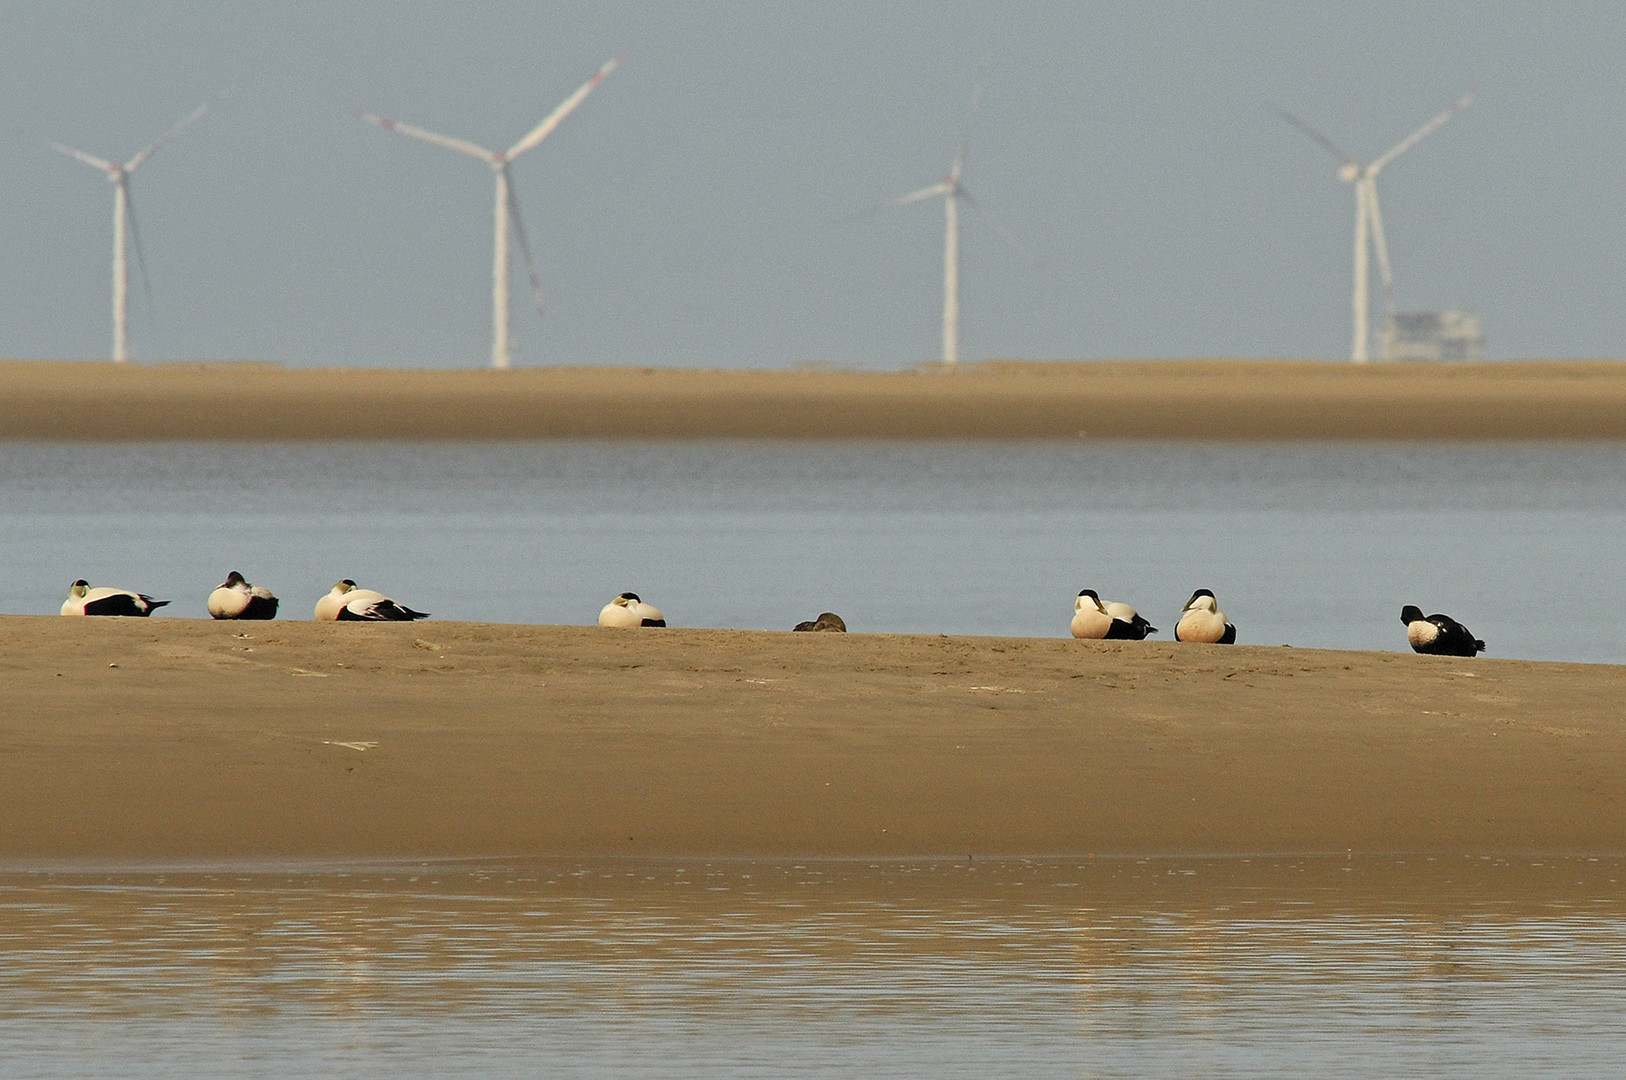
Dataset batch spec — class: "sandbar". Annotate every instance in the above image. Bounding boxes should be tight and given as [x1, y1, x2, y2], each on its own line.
[4, 358, 1626, 439]
[2, 616, 1620, 861]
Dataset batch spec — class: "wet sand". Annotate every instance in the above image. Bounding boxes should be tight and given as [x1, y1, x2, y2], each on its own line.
[5, 358, 1626, 439]
[2, 616, 1621, 861]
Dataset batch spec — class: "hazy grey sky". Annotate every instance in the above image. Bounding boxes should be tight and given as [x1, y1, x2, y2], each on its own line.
[1, 2, 1621, 368]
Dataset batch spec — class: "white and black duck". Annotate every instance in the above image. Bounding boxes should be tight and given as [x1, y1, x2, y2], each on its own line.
[1401, 605, 1485, 657]
[61, 580, 169, 617]
[598, 592, 666, 627]
[1071, 589, 1157, 640]
[314, 580, 429, 621]
[207, 571, 279, 620]
[1174, 588, 1235, 644]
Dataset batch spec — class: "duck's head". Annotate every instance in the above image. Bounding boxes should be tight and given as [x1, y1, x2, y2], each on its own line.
[1075, 588, 1106, 614]
[222, 571, 247, 588]
[1182, 589, 1217, 613]
[613, 592, 641, 606]
[68, 579, 90, 598]
[1400, 604, 1425, 625]
[333, 579, 358, 595]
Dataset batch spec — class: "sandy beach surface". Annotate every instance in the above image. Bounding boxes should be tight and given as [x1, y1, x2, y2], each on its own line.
[2, 616, 1620, 862]
[5, 358, 1626, 439]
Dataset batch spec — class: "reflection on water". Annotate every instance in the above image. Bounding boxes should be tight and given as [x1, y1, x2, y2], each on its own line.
[2, 857, 1623, 1077]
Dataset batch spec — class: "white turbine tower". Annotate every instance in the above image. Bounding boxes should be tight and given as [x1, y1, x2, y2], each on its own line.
[51, 95, 222, 363]
[885, 78, 1030, 366]
[358, 56, 622, 369]
[1279, 91, 1475, 362]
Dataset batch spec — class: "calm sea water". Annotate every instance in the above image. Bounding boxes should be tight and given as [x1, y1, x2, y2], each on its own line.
[0, 857, 1622, 1078]
[1, 440, 1622, 661]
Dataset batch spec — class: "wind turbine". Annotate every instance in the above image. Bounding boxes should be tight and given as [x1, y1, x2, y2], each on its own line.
[51, 94, 223, 363]
[1279, 91, 1475, 362]
[884, 77, 1031, 366]
[358, 56, 622, 369]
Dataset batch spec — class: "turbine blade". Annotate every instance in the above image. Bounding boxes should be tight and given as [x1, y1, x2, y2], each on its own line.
[1365, 178, 1395, 309]
[503, 169, 546, 317]
[1370, 90, 1476, 174]
[836, 191, 930, 226]
[951, 62, 987, 181]
[122, 180, 155, 310]
[126, 86, 232, 173]
[888, 182, 953, 208]
[506, 55, 623, 161]
[50, 143, 115, 173]
[960, 189, 1039, 265]
[356, 112, 497, 162]
[1275, 106, 1358, 164]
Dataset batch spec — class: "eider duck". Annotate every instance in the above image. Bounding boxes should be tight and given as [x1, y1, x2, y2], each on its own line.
[1401, 605, 1484, 657]
[207, 571, 279, 620]
[61, 580, 169, 617]
[1071, 590, 1157, 640]
[599, 592, 666, 628]
[314, 579, 429, 621]
[1174, 588, 1235, 644]
[792, 612, 847, 632]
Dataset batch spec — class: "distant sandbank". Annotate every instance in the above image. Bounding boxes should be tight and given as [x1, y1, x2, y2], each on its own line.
[2, 616, 1621, 861]
[4, 358, 1626, 439]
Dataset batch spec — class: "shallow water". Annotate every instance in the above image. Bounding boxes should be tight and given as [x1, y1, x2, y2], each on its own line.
[2, 440, 1624, 661]
[1, 857, 1622, 1077]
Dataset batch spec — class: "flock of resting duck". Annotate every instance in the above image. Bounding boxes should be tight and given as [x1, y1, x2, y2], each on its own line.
[56, 574, 1488, 659]
[1068, 588, 1486, 658]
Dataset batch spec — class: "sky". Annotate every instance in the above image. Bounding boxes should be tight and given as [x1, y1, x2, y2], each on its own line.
[1, 1, 1623, 369]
